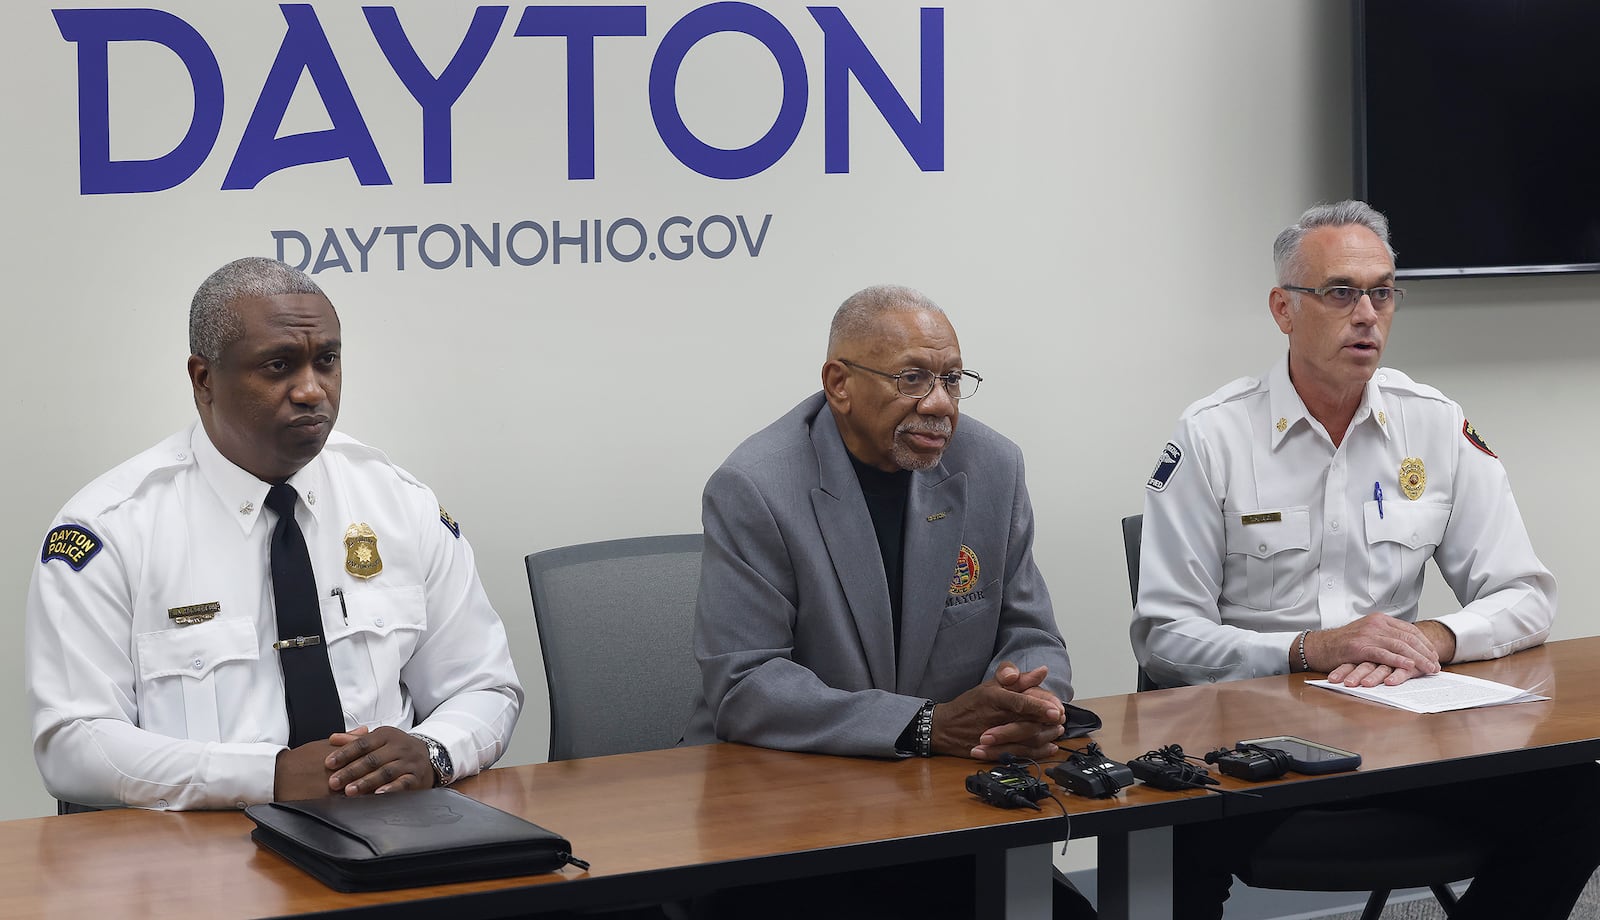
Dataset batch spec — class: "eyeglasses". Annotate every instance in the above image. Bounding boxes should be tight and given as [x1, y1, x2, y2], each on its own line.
[1282, 284, 1406, 312]
[839, 360, 982, 400]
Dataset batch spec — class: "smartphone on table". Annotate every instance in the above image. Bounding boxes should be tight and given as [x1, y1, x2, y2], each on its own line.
[1236, 735, 1361, 774]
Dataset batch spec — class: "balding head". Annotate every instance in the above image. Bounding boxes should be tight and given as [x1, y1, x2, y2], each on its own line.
[827, 284, 945, 359]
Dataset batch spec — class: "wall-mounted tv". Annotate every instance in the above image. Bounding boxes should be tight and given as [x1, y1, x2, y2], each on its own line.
[1355, 1, 1600, 278]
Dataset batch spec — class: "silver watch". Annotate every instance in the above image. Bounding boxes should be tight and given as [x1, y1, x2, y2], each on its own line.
[410, 733, 455, 787]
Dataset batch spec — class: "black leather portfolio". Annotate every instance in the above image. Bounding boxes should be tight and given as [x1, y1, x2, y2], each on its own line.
[246, 787, 586, 892]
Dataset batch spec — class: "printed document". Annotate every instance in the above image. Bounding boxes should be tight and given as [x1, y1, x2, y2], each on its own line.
[1307, 670, 1548, 714]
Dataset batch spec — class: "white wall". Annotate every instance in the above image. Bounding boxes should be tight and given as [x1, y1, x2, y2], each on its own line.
[3, 1, 1596, 826]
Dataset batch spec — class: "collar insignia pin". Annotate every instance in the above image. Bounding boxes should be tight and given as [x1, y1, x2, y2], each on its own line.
[1275, 417, 1288, 433]
[239, 501, 254, 516]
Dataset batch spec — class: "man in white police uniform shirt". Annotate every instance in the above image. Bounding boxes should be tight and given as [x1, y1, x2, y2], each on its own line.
[1134, 200, 1600, 920]
[27, 257, 521, 810]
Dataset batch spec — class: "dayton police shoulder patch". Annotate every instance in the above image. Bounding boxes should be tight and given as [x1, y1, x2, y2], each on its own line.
[1146, 442, 1184, 492]
[439, 506, 461, 538]
[1462, 420, 1497, 458]
[41, 524, 104, 571]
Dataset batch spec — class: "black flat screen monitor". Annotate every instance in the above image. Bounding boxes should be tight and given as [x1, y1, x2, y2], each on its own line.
[1356, 1, 1600, 278]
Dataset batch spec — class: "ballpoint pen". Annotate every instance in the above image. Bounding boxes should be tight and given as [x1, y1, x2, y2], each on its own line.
[1374, 481, 1383, 519]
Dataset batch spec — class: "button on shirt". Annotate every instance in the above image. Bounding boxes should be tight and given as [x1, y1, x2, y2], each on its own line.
[1133, 356, 1554, 688]
[26, 423, 522, 810]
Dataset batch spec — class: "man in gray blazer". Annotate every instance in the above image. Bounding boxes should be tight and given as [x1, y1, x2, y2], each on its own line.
[684, 283, 1096, 758]
[682, 285, 1097, 918]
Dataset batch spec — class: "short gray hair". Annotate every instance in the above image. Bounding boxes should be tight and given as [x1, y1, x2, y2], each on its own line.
[189, 257, 325, 361]
[1272, 200, 1397, 285]
[827, 284, 944, 357]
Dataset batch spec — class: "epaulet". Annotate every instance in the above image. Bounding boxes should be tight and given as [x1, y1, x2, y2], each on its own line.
[60, 430, 193, 520]
[1372, 367, 1452, 405]
[319, 431, 425, 490]
[1181, 375, 1263, 420]
[319, 432, 453, 533]
[43, 430, 193, 573]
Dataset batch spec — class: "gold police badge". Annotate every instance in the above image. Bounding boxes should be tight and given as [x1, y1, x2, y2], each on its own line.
[344, 522, 383, 579]
[1399, 457, 1427, 501]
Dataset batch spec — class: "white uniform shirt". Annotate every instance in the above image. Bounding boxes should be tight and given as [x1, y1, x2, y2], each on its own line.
[1133, 355, 1553, 688]
[26, 423, 522, 810]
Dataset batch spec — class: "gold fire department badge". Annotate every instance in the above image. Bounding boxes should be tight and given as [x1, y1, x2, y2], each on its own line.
[1399, 458, 1427, 501]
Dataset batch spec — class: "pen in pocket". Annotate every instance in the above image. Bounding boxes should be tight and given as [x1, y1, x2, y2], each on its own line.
[331, 587, 348, 623]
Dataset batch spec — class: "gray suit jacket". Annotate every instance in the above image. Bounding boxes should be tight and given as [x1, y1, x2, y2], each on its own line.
[681, 393, 1096, 756]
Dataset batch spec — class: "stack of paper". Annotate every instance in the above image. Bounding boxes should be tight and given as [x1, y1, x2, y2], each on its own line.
[1307, 671, 1548, 714]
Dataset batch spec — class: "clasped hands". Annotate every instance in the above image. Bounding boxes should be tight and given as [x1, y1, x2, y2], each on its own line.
[1308, 612, 1457, 688]
[273, 726, 434, 800]
[932, 661, 1066, 762]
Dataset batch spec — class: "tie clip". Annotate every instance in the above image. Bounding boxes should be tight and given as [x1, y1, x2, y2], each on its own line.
[273, 635, 323, 650]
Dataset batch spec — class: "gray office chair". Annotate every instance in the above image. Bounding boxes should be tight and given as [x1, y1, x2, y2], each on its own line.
[526, 534, 704, 761]
[1120, 513, 1483, 920]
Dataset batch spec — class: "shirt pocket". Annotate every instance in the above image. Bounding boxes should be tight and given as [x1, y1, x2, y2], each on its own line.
[1364, 501, 1451, 609]
[322, 584, 427, 726]
[135, 617, 259, 743]
[1222, 507, 1312, 611]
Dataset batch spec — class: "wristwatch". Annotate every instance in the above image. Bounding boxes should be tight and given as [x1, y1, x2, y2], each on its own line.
[410, 733, 455, 787]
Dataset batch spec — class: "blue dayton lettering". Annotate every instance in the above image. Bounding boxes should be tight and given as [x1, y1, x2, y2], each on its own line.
[53, 4, 944, 194]
[272, 213, 773, 272]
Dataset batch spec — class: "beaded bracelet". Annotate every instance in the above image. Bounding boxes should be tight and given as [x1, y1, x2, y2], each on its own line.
[914, 701, 935, 757]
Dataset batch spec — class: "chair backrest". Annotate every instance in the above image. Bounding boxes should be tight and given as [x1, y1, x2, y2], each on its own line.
[1120, 514, 1160, 692]
[525, 534, 704, 761]
[1120, 514, 1142, 608]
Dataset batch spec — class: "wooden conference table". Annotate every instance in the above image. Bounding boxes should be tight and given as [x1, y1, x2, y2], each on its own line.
[1082, 635, 1600, 919]
[3, 636, 1598, 920]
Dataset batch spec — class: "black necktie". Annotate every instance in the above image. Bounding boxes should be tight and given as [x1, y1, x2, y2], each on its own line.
[265, 483, 345, 746]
